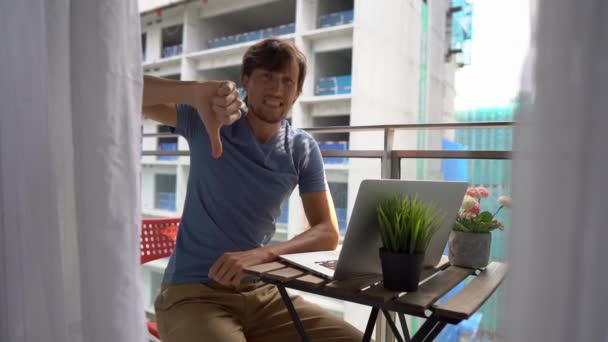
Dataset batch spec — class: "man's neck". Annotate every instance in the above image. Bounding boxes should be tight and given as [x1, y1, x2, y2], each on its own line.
[246, 113, 282, 144]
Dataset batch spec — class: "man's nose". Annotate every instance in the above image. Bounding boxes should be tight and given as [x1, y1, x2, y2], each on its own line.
[267, 75, 283, 93]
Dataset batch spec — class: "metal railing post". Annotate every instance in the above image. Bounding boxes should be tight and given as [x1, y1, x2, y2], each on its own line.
[378, 127, 397, 341]
[381, 128, 396, 179]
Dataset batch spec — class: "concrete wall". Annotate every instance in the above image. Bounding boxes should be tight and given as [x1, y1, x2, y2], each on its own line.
[348, 0, 422, 214]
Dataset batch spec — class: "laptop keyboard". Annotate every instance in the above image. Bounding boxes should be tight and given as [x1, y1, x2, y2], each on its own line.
[315, 259, 338, 270]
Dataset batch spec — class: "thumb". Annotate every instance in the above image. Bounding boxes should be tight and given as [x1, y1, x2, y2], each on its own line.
[208, 125, 223, 159]
[217, 81, 235, 96]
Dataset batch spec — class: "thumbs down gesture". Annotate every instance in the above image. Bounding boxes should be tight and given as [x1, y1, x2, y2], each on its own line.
[192, 81, 242, 159]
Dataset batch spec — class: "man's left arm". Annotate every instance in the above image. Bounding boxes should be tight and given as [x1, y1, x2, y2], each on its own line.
[208, 190, 340, 286]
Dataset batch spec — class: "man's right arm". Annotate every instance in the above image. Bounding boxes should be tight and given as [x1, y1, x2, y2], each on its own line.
[142, 75, 198, 127]
[141, 75, 242, 159]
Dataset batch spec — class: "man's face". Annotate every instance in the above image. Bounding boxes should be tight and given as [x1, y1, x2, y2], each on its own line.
[242, 59, 300, 124]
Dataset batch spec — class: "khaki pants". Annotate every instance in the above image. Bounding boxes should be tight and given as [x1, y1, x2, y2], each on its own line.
[154, 280, 363, 342]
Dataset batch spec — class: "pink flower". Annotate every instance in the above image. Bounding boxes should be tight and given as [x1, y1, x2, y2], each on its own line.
[476, 187, 490, 198]
[498, 195, 512, 208]
[466, 187, 480, 199]
[466, 203, 481, 215]
[461, 195, 478, 211]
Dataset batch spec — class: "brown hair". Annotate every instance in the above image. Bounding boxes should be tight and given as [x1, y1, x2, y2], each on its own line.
[241, 38, 307, 94]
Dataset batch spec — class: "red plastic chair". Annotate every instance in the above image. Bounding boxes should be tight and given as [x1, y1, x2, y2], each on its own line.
[141, 218, 180, 340]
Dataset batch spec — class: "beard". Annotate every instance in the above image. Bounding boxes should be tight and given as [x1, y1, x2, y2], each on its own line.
[247, 102, 290, 124]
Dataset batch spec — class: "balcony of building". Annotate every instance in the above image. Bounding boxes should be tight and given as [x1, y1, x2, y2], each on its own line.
[140, 120, 514, 341]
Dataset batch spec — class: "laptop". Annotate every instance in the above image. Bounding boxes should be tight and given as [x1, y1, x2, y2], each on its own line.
[279, 179, 468, 280]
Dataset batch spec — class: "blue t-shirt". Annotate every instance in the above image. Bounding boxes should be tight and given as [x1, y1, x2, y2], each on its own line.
[163, 104, 328, 284]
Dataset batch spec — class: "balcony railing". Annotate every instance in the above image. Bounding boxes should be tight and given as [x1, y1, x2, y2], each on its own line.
[142, 122, 513, 179]
[157, 142, 178, 161]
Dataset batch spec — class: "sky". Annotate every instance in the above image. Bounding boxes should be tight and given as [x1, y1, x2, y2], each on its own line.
[454, 0, 531, 110]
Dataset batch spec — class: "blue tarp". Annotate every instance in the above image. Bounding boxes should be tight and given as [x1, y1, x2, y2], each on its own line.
[442, 139, 468, 181]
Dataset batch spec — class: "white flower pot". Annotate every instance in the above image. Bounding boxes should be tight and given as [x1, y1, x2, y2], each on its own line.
[448, 231, 491, 269]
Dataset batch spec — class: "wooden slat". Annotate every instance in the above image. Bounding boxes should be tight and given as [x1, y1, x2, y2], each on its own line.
[325, 275, 383, 296]
[292, 274, 327, 288]
[359, 283, 402, 302]
[419, 255, 452, 282]
[347, 256, 453, 306]
[265, 267, 306, 281]
[357, 256, 453, 304]
[322, 256, 449, 298]
[244, 262, 287, 276]
[433, 262, 507, 322]
[396, 266, 475, 315]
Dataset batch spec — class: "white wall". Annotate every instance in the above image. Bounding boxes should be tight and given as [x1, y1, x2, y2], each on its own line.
[425, 0, 458, 180]
[348, 0, 423, 211]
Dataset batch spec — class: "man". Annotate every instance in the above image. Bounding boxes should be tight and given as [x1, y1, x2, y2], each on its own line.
[143, 38, 362, 341]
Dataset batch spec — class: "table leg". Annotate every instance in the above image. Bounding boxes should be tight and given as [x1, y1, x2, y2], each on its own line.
[397, 313, 411, 342]
[382, 309, 404, 342]
[422, 321, 447, 342]
[410, 318, 447, 342]
[276, 284, 310, 342]
[362, 307, 380, 342]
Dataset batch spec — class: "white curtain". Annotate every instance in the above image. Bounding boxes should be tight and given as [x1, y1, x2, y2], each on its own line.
[505, 0, 608, 341]
[0, 1, 144, 341]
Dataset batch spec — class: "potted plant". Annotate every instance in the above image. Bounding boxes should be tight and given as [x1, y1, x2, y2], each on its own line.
[448, 186, 512, 269]
[377, 194, 446, 291]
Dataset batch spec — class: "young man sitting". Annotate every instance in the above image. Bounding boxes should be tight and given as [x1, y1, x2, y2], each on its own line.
[142, 38, 362, 342]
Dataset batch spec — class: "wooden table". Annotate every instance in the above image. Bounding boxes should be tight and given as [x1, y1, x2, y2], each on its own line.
[244, 256, 507, 342]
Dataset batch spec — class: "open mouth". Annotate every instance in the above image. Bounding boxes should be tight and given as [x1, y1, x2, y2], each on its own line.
[263, 98, 284, 108]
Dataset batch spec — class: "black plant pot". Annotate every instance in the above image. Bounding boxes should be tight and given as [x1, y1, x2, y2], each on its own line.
[379, 248, 425, 292]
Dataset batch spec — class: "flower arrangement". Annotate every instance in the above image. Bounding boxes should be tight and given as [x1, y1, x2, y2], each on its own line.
[453, 187, 511, 234]
[377, 195, 446, 254]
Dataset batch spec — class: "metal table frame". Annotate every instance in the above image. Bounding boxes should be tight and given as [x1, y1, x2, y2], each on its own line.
[271, 279, 449, 342]
[245, 259, 507, 342]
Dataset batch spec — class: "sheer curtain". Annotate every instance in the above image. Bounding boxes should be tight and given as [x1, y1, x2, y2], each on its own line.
[0, 1, 144, 341]
[506, 0, 608, 341]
